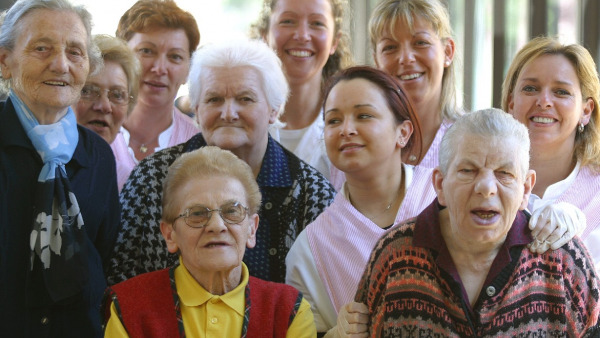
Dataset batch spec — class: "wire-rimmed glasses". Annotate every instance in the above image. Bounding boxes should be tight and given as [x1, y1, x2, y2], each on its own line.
[80, 85, 132, 106]
[174, 201, 249, 228]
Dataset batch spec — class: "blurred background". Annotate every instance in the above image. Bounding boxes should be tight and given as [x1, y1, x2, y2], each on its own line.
[0, 0, 598, 112]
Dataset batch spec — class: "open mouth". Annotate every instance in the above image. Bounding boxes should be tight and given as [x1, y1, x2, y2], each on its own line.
[530, 116, 556, 124]
[287, 49, 313, 58]
[398, 73, 423, 81]
[44, 81, 67, 86]
[473, 210, 498, 219]
[88, 120, 108, 128]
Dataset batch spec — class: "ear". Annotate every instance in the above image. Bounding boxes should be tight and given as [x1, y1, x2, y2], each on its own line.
[432, 167, 447, 206]
[519, 169, 536, 210]
[160, 221, 180, 254]
[443, 38, 455, 68]
[507, 93, 515, 114]
[245, 213, 259, 249]
[0, 47, 12, 80]
[581, 97, 594, 126]
[329, 31, 341, 56]
[396, 120, 413, 148]
[268, 108, 278, 124]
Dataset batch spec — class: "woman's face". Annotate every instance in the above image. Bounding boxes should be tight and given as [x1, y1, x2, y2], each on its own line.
[266, 0, 338, 85]
[433, 135, 534, 247]
[374, 15, 453, 110]
[0, 9, 89, 120]
[507, 54, 593, 153]
[74, 61, 129, 144]
[323, 78, 412, 176]
[127, 28, 190, 108]
[162, 175, 258, 281]
[196, 66, 277, 157]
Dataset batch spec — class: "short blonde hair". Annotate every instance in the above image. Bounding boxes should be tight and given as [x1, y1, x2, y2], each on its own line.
[369, 0, 461, 121]
[93, 34, 140, 115]
[501, 36, 600, 171]
[249, 0, 353, 81]
[161, 147, 262, 223]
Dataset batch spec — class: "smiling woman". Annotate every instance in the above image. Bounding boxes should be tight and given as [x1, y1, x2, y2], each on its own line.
[0, 0, 120, 336]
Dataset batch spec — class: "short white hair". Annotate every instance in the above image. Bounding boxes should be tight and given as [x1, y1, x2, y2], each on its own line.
[439, 108, 530, 179]
[188, 39, 289, 120]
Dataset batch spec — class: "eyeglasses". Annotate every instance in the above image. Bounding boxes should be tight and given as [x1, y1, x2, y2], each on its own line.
[174, 201, 249, 228]
[80, 85, 132, 105]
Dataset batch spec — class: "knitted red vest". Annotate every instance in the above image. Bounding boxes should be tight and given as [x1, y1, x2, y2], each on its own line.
[104, 268, 301, 338]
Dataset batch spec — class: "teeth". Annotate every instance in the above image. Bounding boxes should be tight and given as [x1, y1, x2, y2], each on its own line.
[476, 211, 495, 219]
[288, 50, 312, 57]
[531, 117, 554, 124]
[45, 81, 66, 86]
[399, 73, 422, 81]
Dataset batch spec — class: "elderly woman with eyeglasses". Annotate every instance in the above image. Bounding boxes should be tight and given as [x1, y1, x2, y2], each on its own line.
[73, 34, 140, 190]
[103, 146, 316, 337]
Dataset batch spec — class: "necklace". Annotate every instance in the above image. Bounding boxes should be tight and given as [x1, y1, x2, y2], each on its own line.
[129, 134, 159, 154]
[348, 169, 407, 221]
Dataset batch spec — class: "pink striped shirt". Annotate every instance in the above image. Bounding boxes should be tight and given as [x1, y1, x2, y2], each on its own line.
[303, 165, 436, 316]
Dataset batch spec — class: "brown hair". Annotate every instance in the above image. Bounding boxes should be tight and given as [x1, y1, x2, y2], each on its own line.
[249, 0, 353, 80]
[323, 66, 422, 158]
[116, 0, 200, 56]
[501, 36, 600, 170]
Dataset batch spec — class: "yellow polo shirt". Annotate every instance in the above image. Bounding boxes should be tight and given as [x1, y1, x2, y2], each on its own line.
[105, 261, 316, 337]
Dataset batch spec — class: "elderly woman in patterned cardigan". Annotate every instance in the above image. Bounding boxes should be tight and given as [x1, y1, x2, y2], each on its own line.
[107, 39, 335, 285]
[354, 109, 599, 336]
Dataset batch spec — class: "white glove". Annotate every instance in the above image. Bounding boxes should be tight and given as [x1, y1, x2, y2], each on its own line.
[528, 202, 586, 254]
[323, 302, 369, 338]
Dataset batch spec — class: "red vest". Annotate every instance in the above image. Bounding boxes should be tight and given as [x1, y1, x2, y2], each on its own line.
[103, 268, 301, 338]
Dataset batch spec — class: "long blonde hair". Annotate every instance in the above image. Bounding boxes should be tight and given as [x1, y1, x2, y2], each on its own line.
[501, 36, 600, 171]
[369, 0, 461, 121]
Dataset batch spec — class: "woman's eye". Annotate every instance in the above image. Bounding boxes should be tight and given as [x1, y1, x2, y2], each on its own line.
[415, 40, 430, 46]
[137, 48, 153, 55]
[521, 85, 537, 93]
[381, 45, 397, 53]
[326, 118, 340, 125]
[206, 97, 222, 103]
[555, 89, 571, 96]
[170, 54, 184, 62]
[358, 113, 373, 119]
[239, 96, 254, 102]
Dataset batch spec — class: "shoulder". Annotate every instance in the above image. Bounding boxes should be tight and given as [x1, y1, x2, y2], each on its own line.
[77, 125, 114, 159]
[249, 276, 300, 300]
[111, 268, 170, 294]
[369, 219, 418, 264]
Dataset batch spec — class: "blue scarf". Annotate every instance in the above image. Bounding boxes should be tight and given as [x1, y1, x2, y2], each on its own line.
[11, 91, 87, 301]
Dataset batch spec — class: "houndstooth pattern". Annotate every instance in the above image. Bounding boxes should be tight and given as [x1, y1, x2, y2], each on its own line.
[107, 134, 334, 284]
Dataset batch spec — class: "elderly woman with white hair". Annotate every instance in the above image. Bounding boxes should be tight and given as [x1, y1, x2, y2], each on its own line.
[0, 0, 120, 336]
[354, 109, 599, 336]
[108, 39, 335, 285]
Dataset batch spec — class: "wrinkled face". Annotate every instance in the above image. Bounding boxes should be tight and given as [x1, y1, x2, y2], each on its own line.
[196, 66, 276, 155]
[433, 135, 534, 247]
[266, 0, 338, 85]
[374, 15, 453, 110]
[161, 176, 258, 278]
[323, 78, 412, 176]
[507, 54, 593, 153]
[74, 61, 129, 143]
[0, 9, 90, 120]
[127, 29, 190, 108]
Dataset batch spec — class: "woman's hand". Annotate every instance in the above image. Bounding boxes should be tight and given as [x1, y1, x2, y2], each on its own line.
[528, 202, 586, 253]
[323, 302, 369, 338]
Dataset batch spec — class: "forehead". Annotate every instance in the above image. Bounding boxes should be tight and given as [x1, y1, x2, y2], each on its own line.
[175, 175, 248, 208]
[451, 135, 522, 168]
[127, 28, 189, 52]
[87, 61, 128, 86]
[381, 14, 437, 40]
[200, 66, 264, 94]
[15, 9, 87, 47]
[518, 54, 578, 83]
[272, 0, 334, 17]
[326, 78, 386, 108]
